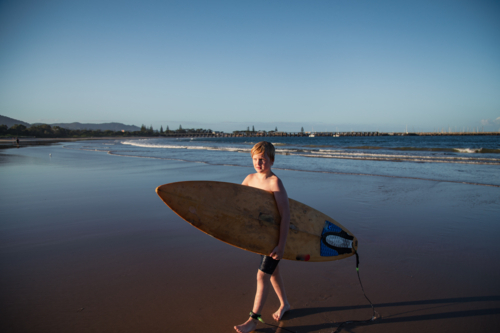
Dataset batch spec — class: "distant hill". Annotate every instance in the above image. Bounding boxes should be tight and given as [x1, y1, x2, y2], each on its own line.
[0, 115, 141, 131]
[32, 122, 141, 132]
[0, 115, 31, 128]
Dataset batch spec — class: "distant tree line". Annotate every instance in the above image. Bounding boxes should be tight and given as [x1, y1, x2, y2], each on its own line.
[0, 124, 213, 138]
[162, 124, 213, 135]
[233, 125, 287, 135]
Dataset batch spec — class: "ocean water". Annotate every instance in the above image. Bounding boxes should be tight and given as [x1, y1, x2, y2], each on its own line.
[65, 135, 500, 187]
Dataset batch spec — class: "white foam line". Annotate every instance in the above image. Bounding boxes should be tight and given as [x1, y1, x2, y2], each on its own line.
[296, 154, 500, 165]
[122, 141, 500, 163]
[308, 150, 500, 162]
[121, 140, 252, 153]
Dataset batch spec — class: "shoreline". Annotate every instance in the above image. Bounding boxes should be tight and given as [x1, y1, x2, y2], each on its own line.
[0, 137, 151, 149]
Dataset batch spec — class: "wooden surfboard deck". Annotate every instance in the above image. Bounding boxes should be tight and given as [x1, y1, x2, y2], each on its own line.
[156, 181, 357, 262]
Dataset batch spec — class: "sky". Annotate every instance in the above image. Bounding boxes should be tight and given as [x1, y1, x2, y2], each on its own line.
[0, 0, 499, 132]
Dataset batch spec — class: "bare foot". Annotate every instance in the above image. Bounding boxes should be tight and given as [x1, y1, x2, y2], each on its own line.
[234, 317, 257, 333]
[273, 303, 291, 321]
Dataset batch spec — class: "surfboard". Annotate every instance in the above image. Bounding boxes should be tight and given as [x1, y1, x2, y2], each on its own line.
[156, 181, 357, 262]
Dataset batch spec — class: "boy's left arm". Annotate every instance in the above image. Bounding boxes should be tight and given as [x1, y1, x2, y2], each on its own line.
[270, 179, 290, 260]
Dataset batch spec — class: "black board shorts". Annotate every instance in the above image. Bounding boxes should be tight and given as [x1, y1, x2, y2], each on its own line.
[259, 255, 280, 275]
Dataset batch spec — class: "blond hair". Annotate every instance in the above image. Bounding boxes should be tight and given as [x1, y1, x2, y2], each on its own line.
[251, 141, 275, 162]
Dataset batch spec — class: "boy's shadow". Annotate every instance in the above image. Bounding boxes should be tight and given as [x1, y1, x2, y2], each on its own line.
[254, 295, 500, 333]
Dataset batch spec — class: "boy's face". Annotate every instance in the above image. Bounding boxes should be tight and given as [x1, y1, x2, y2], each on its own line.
[252, 152, 273, 174]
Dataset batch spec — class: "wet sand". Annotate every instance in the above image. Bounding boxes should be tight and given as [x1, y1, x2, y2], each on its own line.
[1, 142, 499, 333]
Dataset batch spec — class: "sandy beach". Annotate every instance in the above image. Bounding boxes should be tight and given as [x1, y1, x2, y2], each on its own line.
[1, 141, 499, 333]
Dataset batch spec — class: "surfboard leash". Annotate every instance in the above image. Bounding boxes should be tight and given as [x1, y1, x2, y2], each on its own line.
[331, 252, 380, 333]
[250, 311, 296, 333]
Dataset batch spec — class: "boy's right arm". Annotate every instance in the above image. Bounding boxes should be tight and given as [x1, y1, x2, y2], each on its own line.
[269, 179, 290, 260]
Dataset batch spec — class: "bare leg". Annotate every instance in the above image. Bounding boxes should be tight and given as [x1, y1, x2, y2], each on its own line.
[270, 266, 290, 321]
[234, 270, 271, 333]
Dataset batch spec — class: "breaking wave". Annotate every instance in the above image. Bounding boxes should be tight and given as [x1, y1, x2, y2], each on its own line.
[121, 140, 500, 165]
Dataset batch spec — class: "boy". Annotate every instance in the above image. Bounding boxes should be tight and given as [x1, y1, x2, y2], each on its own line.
[234, 141, 291, 333]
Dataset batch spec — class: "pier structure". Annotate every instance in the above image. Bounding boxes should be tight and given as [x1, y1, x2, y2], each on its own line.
[160, 131, 499, 138]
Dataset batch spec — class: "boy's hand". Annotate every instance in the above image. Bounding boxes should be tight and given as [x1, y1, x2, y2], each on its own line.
[270, 245, 285, 260]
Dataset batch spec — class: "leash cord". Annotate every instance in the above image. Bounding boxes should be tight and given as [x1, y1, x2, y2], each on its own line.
[332, 252, 379, 333]
[251, 310, 296, 333]
[262, 322, 296, 333]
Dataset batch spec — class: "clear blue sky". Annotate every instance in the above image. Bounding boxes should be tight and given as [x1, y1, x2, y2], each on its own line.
[1, 0, 499, 132]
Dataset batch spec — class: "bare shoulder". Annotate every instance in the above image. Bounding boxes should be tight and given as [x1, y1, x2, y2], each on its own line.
[265, 175, 287, 199]
[272, 176, 290, 215]
[267, 174, 284, 192]
[242, 173, 254, 186]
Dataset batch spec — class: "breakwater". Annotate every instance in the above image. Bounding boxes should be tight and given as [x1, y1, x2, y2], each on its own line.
[161, 131, 500, 138]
